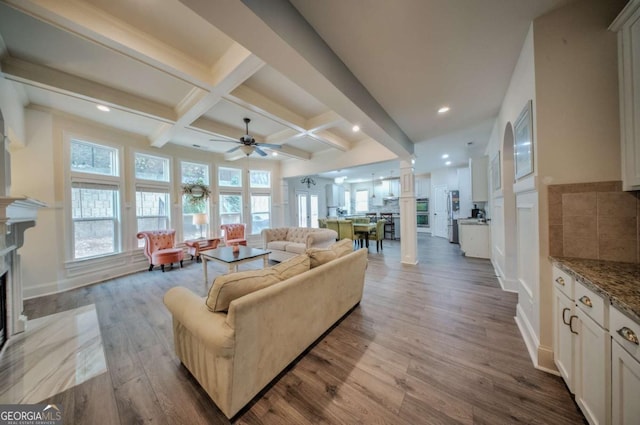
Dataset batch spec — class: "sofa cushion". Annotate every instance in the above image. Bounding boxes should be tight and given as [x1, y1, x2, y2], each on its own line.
[331, 239, 354, 258]
[284, 242, 306, 254]
[306, 247, 337, 268]
[271, 254, 310, 279]
[206, 269, 281, 312]
[266, 241, 289, 251]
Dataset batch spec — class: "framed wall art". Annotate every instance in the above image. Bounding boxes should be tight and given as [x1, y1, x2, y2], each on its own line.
[514, 100, 533, 180]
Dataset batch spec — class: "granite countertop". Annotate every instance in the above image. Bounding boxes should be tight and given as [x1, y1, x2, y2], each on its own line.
[550, 257, 640, 324]
[458, 221, 489, 226]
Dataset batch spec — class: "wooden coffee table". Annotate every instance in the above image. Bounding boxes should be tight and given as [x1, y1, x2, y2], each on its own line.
[200, 246, 271, 286]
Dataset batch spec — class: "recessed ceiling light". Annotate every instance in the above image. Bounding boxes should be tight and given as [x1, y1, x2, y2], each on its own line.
[272, 151, 278, 156]
[438, 106, 450, 114]
[442, 154, 449, 159]
[445, 161, 452, 166]
[411, 158, 415, 165]
[352, 125, 360, 132]
[96, 104, 110, 112]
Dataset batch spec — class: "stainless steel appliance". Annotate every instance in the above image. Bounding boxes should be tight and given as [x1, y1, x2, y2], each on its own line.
[416, 198, 429, 227]
[447, 190, 460, 243]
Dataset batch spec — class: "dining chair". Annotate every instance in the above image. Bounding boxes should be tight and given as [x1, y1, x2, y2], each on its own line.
[337, 220, 361, 248]
[326, 219, 340, 240]
[366, 212, 378, 223]
[370, 219, 386, 252]
[380, 213, 395, 240]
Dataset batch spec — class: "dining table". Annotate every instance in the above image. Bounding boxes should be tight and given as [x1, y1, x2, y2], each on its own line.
[353, 222, 377, 248]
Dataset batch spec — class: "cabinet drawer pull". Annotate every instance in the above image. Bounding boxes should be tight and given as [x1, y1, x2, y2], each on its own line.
[569, 315, 579, 335]
[555, 277, 565, 286]
[617, 327, 639, 345]
[579, 296, 593, 308]
[562, 307, 570, 325]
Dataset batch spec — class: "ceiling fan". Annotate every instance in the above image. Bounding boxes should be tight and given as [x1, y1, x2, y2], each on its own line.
[210, 118, 281, 157]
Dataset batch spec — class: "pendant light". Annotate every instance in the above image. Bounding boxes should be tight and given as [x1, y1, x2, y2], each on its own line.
[371, 173, 376, 198]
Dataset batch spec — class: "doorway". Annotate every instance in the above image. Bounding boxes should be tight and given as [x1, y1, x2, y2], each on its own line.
[432, 184, 448, 238]
[295, 191, 319, 228]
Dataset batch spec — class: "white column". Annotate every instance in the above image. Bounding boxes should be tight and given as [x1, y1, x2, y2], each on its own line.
[399, 160, 418, 264]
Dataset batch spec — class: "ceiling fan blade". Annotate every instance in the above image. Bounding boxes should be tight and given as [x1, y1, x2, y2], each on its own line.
[258, 143, 281, 149]
[254, 146, 268, 157]
[210, 138, 238, 143]
[226, 146, 241, 153]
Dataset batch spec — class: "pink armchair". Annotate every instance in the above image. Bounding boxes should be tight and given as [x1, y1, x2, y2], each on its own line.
[137, 230, 184, 272]
[220, 223, 247, 247]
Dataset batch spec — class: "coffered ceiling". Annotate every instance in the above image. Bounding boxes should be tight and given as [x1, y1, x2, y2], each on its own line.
[0, 0, 575, 178]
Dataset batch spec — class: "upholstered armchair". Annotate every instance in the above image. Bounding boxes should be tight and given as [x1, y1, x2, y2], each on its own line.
[184, 238, 221, 262]
[220, 223, 247, 246]
[137, 229, 184, 272]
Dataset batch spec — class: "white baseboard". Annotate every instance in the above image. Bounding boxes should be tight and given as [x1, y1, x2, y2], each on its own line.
[515, 304, 539, 367]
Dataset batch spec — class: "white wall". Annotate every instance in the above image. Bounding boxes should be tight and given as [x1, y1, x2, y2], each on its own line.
[0, 78, 26, 149]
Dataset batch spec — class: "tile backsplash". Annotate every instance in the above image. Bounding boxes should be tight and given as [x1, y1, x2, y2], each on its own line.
[548, 181, 640, 263]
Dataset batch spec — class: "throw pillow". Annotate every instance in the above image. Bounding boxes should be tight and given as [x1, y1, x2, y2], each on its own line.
[206, 269, 281, 312]
[271, 254, 310, 279]
[306, 248, 337, 268]
[331, 238, 354, 258]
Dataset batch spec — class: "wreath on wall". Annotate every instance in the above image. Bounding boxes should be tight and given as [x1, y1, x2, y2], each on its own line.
[181, 179, 211, 208]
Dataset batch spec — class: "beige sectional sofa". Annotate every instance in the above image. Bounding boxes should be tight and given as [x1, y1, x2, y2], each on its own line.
[261, 227, 338, 262]
[164, 240, 367, 419]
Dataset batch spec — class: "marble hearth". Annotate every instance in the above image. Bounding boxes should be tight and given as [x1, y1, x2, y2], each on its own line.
[0, 197, 45, 351]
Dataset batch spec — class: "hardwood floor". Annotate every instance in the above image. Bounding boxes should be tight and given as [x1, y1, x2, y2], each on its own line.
[23, 234, 585, 424]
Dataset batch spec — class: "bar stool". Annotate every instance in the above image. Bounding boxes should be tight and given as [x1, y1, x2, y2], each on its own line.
[380, 213, 395, 240]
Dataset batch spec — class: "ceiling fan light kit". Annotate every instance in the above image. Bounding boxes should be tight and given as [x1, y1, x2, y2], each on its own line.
[211, 118, 282, 157]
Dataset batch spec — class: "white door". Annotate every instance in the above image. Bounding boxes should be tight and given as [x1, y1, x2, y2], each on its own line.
[296, 192, 319, 227]
[296, 192, 308, 227]
[432, 185, 448, 238]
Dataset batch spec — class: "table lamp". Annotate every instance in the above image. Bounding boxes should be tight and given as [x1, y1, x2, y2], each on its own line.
[192, 213, 208, 238]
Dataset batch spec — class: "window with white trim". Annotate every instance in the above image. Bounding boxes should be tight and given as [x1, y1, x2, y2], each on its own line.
[218, 167, 242, 187]
[220, 193, 242, 225]
[249, 170, 270, 188]
[181, 161, 210, 241]
[250, 194, 271, 235]
[355, 190, 369, 213]
[69, 139, 121, 260]
[344, 190, 351, 214]
[134, 152, 171, 247]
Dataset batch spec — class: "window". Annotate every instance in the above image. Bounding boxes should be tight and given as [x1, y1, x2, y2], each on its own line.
[218, 167, 242, 187]
[69, 139, 121, 260]
[181, 161, 210, 241]
[135, 152, 170, 182]
[249, 170, 271, 188]
[220, 193, 242, 224]
[344, 190, 351, 214]
[71, 140, 118, 176]
[250, 194, 271, 235]
[71, 182, 119, 259]
[136, 189, 170, 247]
[355, 190, 369, 213]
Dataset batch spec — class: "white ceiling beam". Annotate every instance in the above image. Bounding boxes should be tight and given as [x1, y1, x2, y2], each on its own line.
[226, 85, 307, 131]
[275, 145, 311, 161]
[189, 116, 264, 142]
[4, 0, 215, 88]
[307, 130, 350, 152]
[150, 46, 264, 147]
[305, 111, 343, 132]
[265, 128, 302, 144]
[0, 56, 177, 122]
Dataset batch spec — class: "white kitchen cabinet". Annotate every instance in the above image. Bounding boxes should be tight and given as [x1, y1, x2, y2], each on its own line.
[610, 306, 640, 425]
[469, 157, 488, 202]
[458, 223, 490, 258]
[610, 0, 640, 190]
[415, 175, 429, 198]
[553, 266, 577, 392]
[574, 281, 610, 425]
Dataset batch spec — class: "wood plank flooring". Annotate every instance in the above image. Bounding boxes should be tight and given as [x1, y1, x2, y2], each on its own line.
[23, 234, 585, 424]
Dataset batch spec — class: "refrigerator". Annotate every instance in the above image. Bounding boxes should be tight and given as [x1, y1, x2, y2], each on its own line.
[447, 190, 460, 243]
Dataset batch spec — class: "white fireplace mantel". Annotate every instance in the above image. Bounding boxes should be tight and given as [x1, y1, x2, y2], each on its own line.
[0, 196, 46, 343]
